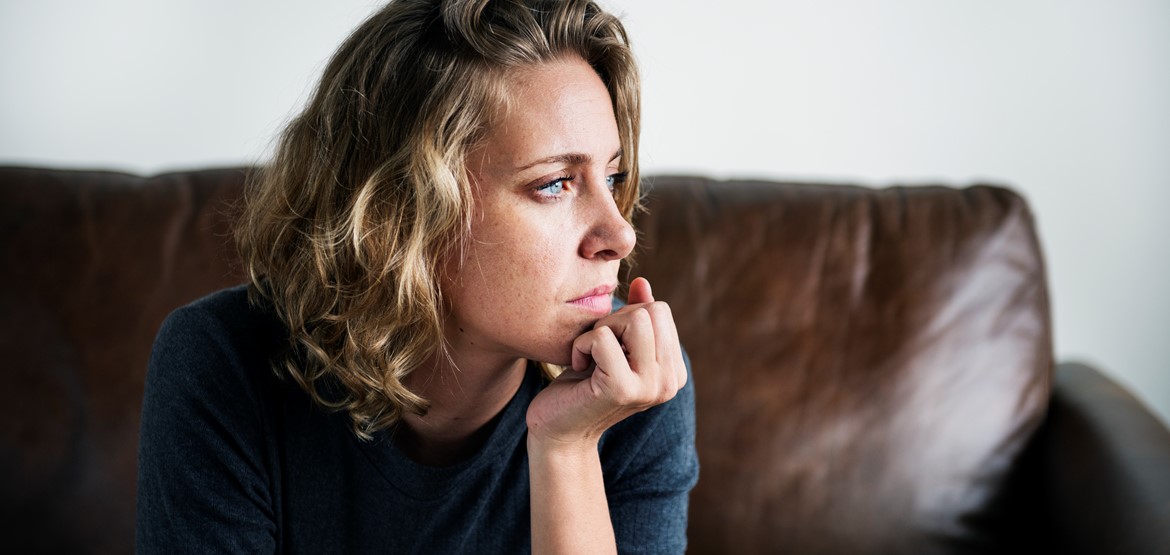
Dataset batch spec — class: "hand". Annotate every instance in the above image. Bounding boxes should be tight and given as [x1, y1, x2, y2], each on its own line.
[526, 277, 688, 450]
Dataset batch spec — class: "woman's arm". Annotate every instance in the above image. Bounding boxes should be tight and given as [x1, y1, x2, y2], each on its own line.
[526, 278, 690, 554]
[528, 376, 697, 555]
[528, 434, 616, 554]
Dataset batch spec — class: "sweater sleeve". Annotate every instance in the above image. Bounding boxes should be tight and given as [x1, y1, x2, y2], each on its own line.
[136, 303, 279, 554]
[601, 350, 699, 555]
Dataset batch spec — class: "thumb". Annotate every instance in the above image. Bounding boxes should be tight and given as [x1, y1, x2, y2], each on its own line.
[626, 276, 655, 305]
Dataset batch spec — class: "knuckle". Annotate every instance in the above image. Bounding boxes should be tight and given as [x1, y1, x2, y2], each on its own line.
[631, 307, 652, 327]
[611, 382, 638, 406]
[620, 381, 648, 407]
[644, 377, 666, 405]
[659, 379, 677, 401]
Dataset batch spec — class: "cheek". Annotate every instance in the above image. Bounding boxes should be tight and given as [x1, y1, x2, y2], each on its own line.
[484, 231, 564, 308]
[475, 206, 571, 279]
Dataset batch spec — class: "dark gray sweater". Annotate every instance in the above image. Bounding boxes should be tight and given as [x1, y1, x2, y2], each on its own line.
[136, 286, 697, 553]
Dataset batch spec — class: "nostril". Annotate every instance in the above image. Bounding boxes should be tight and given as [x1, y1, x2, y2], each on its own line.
[589, 221, 635, 261]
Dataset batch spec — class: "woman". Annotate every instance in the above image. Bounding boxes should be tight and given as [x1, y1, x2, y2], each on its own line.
[136, 0, 697, 552]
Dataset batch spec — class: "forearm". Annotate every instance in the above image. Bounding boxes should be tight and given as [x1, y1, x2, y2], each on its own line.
[528, 435, 617, 555]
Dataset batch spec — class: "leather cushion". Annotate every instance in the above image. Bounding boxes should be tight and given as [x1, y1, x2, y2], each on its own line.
[629, 177, 1052, 553]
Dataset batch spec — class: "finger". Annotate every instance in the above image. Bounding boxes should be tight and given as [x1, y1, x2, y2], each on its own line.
[614, 307, 657, 374]
[645, 301, 687, 389]
[641, 302, 674, 363]
[571, 331, 594, 372]
[573, 325, 627, 372]
[554, 367, 594, 384]
[626, 276, 654, 305]
[589, 306, 657, 369]
[587, 325, 655, 407]
[572, 325, 631, 377]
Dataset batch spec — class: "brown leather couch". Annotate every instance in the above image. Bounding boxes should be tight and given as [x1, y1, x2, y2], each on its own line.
[2, 166, 1168, 554]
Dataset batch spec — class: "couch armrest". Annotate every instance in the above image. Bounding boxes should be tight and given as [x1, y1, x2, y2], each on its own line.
[1044, 361, 1170, 554]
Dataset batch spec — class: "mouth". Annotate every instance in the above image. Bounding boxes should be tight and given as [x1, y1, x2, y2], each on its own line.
[567, 283, 617, 315]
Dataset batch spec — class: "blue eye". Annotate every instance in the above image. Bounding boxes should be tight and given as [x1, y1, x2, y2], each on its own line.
[606, 171, 629, 193]
[536, 176, 570, 198]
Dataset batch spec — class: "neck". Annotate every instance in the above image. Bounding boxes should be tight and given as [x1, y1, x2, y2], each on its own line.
[397, 350, 529, 466]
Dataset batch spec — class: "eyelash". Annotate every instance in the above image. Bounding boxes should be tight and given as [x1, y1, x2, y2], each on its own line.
[535, 171, 629, 200]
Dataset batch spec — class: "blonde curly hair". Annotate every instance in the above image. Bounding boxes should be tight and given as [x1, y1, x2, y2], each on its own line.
[234, 0, 641, 439]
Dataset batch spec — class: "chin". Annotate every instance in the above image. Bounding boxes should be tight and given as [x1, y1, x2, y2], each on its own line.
[524, 328, 586, 367]
[527, 341, 574, 368]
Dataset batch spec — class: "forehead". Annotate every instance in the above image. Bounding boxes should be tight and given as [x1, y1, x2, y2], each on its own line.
[475, 57, 620, 171]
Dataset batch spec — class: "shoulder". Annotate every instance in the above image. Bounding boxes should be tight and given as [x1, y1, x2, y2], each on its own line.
[154, 285, 276, 354]
[152, 284, 283, 366]
[146, 284, 286, 419]
[138, 285, 286, 551]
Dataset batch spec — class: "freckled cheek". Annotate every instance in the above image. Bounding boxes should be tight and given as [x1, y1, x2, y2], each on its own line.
[495, 239, 560, 298]
[471, 206, 579, 296]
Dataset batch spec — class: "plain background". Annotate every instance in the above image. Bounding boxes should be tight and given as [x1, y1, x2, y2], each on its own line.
[2, 0, 1167, 425]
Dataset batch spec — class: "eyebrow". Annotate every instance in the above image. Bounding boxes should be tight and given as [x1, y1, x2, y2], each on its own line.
[516, 148, 623, 171]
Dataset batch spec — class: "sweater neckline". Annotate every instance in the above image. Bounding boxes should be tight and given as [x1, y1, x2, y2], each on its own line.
[354, 361, 543, 502]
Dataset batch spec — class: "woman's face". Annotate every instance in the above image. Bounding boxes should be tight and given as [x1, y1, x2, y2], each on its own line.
[444, 56, 635, 367]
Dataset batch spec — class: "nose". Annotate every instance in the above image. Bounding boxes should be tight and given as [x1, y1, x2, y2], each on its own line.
[578, 177, 636, 261]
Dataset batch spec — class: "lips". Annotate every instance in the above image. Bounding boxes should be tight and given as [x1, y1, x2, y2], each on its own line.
[567, 283, 617, 315]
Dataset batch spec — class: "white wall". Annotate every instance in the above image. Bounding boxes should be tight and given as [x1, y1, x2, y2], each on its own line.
[3, 1, 1167, 425]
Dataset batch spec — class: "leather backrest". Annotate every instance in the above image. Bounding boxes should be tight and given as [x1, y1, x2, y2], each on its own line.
[0, 167, 248, 553]
[627, 176, 1052, 553]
